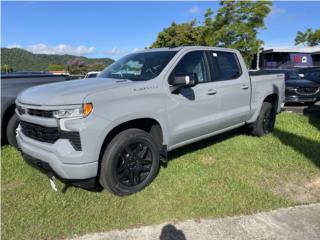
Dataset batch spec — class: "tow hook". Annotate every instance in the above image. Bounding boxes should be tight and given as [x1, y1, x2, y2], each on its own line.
[49, 176, 58, 192]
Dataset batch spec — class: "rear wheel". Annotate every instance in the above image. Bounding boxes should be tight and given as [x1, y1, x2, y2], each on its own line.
[6, 113, 19, 148]
[99, 128, 160, 196]
[251, 102, 276, 137]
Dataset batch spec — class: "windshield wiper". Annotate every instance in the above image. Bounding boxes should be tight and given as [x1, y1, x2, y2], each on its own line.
[125, 78, 148, 81]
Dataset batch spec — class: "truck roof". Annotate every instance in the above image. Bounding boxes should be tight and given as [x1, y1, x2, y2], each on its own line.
[137, 46, 239, 53]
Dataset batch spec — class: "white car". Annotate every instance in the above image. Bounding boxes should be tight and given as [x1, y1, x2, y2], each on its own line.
[85, 71, 100, 78]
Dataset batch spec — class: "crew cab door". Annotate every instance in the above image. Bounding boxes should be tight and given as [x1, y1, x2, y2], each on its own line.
[206, 51, 251, 128]
[166, 51, 220, 147]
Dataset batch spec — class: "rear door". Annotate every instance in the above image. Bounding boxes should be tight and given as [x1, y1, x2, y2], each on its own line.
[206, 51, 251, 128]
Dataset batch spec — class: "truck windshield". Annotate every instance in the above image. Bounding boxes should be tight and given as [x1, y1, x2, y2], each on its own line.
[99, 51, 177, 81]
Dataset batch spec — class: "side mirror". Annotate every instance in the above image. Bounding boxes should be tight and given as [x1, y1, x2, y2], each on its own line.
[170, 73, 199, 93]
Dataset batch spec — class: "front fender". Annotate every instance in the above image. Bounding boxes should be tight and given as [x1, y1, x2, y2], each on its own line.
[110, 112, 169, 145]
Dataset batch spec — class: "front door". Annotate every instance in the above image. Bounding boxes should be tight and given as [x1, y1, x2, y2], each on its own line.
[166, 51, 220, 147]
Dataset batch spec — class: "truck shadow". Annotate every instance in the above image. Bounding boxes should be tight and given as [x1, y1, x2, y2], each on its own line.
[273, 128, 320, 168]
[303, 105, 320, 131]
[308, 115, 320, 131]
[168, 122, 320, 170]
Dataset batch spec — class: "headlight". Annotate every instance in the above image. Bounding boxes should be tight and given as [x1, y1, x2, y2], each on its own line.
[53, 103, 93, 119]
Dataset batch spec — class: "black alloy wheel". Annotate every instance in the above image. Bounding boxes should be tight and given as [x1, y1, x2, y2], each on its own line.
[99, 128, 160, 196]
[116, 142, 153, 187]
[251, 102, 276, 137]
[262, 107, 275, 134]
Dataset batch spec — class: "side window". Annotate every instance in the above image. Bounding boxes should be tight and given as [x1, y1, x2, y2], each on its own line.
[173, 51, 209, 83]
[210, 51, 242, 81]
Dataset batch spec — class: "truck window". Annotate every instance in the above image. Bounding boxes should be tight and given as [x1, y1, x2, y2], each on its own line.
[99, 51, 177, 81]
[210, 51, 242, 81]
[173, 51, 209, 83]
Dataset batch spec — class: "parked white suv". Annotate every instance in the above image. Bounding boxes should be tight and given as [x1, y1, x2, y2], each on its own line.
[85, 71, 100, 78]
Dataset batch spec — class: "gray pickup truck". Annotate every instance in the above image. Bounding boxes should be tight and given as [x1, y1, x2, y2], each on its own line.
[16, 47, 285, 195]
[1, 73, 69, 147]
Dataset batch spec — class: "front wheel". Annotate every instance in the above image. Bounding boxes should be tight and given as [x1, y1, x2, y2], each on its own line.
[250, 102, 276, 137]
[6, 113, 19, 148]
[99, 128, 160, 196]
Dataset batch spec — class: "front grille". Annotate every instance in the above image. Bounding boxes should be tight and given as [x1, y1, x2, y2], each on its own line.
[296, 87, 319, 96]
[28, 109, 53, 118]
[20, 121, 59, 143]
[20, 121, 82, 151]
[16, 105, 54, 118]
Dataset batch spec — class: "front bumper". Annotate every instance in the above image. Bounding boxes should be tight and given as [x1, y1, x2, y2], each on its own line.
[285, 95, 319, 103]
[15, 102, 116, 181]
[17, 130, 98, 180]
[22, 152, 97, 189]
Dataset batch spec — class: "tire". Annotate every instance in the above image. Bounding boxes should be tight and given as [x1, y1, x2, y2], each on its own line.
[6, 113, 19, 148]
[99, 128, 160, 196]
[251, 102, 276, 137]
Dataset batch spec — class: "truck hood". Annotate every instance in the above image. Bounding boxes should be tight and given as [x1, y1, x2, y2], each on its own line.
[18, 78, 134, 106]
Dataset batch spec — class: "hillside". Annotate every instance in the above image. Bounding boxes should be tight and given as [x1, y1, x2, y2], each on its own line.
[1, 48, 114, 72]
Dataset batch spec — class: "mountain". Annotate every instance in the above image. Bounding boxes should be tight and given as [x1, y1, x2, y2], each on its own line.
[1, 48, 114, 72]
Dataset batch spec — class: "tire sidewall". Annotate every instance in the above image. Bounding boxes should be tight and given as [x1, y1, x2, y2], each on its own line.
[6, 113, 19, 148]
[100, 129, 160, 195]
[262, 106, 275, 134]
[252, 102, 275, 136]
[259, 103, 275, 134]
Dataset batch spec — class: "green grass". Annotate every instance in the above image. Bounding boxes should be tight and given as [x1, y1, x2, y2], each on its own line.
[1, 113, 320, 240]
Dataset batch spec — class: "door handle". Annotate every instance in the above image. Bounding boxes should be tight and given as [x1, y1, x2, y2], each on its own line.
[207, 89, 217, 95]
[241, 85, 249, 90]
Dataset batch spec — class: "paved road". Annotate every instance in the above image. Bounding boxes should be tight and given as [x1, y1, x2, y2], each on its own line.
[73, 203, 320, 240]
[283, 101, 320, 115]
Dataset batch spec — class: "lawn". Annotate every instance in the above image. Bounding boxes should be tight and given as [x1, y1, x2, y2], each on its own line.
[1, 112, 320, 240]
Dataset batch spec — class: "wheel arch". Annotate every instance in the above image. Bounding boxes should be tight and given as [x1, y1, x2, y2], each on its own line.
[98, 117, 165, 165]
[247, 92, 280, 124]
[263, 93, 279, 112]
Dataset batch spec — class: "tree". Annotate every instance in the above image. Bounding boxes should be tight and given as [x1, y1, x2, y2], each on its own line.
[295, 28, 320, 46]
[150, 0, 272, 66]
[1, 64, 13, 73]
[87, 62, 106, 72]
[65, 58, 87, 75]
[203, 1, 271, 65]
[150, 20, 203, 48]
[66, 60, 107, 75]
[47, 64, 64, 71]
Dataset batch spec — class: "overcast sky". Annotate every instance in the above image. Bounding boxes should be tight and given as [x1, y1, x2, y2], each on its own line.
[2, 1, 320, 59]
